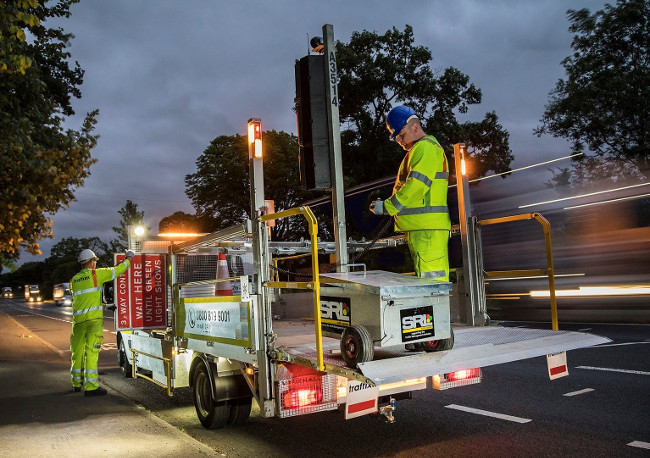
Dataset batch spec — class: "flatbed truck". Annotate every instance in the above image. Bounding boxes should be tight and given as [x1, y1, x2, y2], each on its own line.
[111, 121, 609, 428]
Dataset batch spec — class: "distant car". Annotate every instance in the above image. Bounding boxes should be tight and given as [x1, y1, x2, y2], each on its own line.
[53, 282, 72, 306]
[1, 287, 13, 298]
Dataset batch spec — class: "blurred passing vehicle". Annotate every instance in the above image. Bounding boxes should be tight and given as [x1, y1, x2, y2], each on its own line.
[53, 282, 72, 306]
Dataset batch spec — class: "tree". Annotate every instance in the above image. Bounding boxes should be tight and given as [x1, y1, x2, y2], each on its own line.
[536, 0, 650, 181]
[336, 25, 513, 184]
[0, 0, 98, 263]
[45, 235, 110, 293]
[111, 200, 148, 252]
[159, 211, 205, 234]
[185, 131, 321, 240]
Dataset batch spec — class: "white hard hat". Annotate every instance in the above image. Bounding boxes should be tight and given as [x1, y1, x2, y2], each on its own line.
[78, 249, 99, 264]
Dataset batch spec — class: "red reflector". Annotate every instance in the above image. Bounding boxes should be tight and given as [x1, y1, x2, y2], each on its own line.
[348, 399, 376, 414]
[549, 365, 567, 376]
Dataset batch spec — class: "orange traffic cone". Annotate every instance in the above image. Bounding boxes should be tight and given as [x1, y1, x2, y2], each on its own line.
[215, 253, 233, 296]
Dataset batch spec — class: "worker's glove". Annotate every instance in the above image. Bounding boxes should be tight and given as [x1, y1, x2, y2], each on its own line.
[125, 250, 135, 261]
[369, 200, 387, 215]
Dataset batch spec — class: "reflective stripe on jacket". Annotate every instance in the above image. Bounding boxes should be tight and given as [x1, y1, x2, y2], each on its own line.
[384, 135, 451, 232]
[70, 260, 130, 323]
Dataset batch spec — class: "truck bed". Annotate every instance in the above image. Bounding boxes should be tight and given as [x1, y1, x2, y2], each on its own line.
[273, 320, 611, 385]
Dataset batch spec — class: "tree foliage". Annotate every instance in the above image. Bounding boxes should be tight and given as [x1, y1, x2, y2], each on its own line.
[46, 235, 110, 287]
[0, 0, 98, 263]
[185, 131, 321, 240]
[111, 200, 148, 252]
[336, 25, 513, 184]
[0, 235, 110, 298]
[159, 211, 205, 234]
[536, 0, 650, 181]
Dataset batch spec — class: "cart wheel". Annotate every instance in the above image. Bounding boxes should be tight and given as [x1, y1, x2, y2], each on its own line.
[420, 327, 455, 352]
[193, 361, 230, 429]
[119, 338, 133, 378]
[340, 325, 374, 367]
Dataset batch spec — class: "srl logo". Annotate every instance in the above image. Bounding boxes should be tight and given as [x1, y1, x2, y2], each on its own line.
[400, 306, 435, 342]
[401, 313, 433, 330]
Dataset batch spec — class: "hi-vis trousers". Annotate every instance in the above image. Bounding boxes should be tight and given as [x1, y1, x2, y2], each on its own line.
[406, 229, 450, 281]
[70, 318, 103, 391]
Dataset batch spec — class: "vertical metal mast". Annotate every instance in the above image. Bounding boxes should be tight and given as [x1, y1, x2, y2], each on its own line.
[247, 118, 274, 416]
[454, 143, 486, 326]
[322, 24, 348, 273]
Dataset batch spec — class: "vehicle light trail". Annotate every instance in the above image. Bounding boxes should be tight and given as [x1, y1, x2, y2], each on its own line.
[529, 285, 650, 297]
[519, 182, 650, 209]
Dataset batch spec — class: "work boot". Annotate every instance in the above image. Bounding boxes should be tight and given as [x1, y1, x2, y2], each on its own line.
[84, 386, 108, 397]
[73, 386, 81, 393]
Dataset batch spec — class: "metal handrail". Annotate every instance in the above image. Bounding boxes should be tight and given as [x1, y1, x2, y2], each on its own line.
[271, 252, 312, 282]
[130, 348, 173, 396]
[479, 212, 558, 331]
[260, 206, 325, 370]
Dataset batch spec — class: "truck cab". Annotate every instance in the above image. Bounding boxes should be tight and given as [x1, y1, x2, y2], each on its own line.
[1, 287, 13, 298]
[24, 284, 41, 303]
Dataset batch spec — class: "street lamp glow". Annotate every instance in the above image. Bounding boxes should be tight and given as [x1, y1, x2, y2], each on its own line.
[134, 226, 145, 236]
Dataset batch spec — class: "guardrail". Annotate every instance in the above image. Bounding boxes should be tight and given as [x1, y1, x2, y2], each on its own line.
[130, 348, 173, 396]
[260, 206, 325, 370]
[479, 212, 558, 331]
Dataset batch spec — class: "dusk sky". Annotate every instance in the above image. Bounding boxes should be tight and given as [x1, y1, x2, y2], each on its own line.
[19, 0, 609, 265]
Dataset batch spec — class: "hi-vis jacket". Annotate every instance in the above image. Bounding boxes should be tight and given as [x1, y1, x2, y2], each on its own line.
[70, 260, 131, 324]
[384, 135, 451, 232]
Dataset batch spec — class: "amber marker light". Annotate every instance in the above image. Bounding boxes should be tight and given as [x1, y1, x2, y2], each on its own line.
[248, 119, 263, 158]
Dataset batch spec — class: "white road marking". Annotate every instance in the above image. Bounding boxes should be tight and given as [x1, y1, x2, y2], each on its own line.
[445, 404, 531, 423]
[3, 313, 66, 359]
[627, 441, 650, 450]
[563, 388, 595, 397]
[577, 328, 592, 332]
[5, 303, 72, 324]
[576, 366, 650, 376]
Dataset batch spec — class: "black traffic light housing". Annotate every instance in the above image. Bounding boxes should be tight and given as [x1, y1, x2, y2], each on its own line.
[294, 55, 332, 190]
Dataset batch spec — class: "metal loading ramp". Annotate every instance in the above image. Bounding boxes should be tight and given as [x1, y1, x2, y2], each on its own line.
[356, 326, 611, 385]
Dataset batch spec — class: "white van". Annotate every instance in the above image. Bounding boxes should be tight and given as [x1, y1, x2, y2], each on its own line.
[53, 282, 72, 306]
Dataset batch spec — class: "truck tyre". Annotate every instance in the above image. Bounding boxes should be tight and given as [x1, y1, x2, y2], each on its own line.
[119, 338, 133, 378]
[340, 325, 374, 367]
[193, 361, 230, 429]
[227, 397, 252, 426]
[420, 327, 455, 352]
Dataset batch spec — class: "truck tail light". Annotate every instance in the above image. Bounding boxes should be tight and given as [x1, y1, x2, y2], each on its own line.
[276, 373, 338, 418]
[283, 386, 323, 409]
[432, 368, 481, 390]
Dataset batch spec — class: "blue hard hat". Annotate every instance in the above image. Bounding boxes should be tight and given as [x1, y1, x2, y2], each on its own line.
[386, 105, 417, 140]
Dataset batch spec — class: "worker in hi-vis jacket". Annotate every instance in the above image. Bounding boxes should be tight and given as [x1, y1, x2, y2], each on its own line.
[370, 105, 451, 282]
[70, 248, 134, 395]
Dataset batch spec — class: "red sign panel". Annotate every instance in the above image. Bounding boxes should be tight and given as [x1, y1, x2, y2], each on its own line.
[115, 253, 167, 330]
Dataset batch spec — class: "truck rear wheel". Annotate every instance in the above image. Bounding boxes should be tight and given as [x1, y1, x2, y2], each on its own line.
[340, 325, 374, 367]
[119, 338, 133, 378]
[193, 361, 230, 429]
[420, 327, 455, 352]
[227, 397, 252, 426]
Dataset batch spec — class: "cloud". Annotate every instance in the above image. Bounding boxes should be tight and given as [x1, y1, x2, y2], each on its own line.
[17, 0, 607, 265]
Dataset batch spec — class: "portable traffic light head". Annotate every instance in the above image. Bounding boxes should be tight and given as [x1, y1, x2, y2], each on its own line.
[248, 118, 262, 159]
[459, 143, 467, 176]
